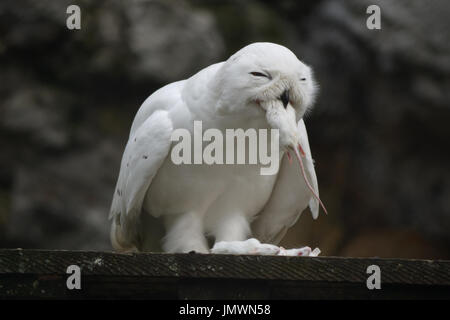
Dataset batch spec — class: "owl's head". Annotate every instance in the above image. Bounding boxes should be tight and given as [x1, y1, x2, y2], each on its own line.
[216, 42, 318, 148]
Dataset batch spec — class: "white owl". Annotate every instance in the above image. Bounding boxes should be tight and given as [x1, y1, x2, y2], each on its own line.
[109, 42, 326, 255]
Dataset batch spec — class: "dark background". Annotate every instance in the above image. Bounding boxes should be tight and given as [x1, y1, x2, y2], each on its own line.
[0, 0, 449, 259]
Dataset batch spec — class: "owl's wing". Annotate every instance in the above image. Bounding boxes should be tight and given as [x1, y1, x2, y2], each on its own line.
[109, 109, 173, 249]
[252, 119, 320, 244]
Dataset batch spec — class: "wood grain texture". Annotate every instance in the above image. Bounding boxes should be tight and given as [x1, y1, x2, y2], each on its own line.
[0, 249, 449, 299]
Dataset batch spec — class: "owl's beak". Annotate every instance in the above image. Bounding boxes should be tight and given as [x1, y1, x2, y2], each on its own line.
[279, 89, 290, 108]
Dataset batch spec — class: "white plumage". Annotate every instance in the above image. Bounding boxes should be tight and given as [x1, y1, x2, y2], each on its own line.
[109, 42, 324, 254]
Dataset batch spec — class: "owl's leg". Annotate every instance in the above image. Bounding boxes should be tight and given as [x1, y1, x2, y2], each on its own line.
[213, 213, 250, 243]
[210, 214, 279, 255]
[162, 212, 209, 253]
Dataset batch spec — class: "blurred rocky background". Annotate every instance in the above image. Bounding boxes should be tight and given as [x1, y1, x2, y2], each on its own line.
[0, 0, 449, 258]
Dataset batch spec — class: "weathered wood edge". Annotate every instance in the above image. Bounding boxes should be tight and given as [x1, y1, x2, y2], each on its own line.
[1, 249, 449, 285]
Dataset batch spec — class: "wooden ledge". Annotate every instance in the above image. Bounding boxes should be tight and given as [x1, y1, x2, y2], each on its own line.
[0, 249, 449, 299]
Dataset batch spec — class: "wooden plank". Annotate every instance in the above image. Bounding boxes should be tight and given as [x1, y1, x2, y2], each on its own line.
[0, 249, 449, 299]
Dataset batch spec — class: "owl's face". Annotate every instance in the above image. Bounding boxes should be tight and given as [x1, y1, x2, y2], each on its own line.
[218, 42, 317, 148]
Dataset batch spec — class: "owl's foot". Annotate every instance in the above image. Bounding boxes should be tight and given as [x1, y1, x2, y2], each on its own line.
[210, 238, 320, 256]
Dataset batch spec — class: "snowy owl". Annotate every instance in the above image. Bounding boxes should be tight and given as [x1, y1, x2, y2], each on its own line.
[109, 42, 326, 255]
